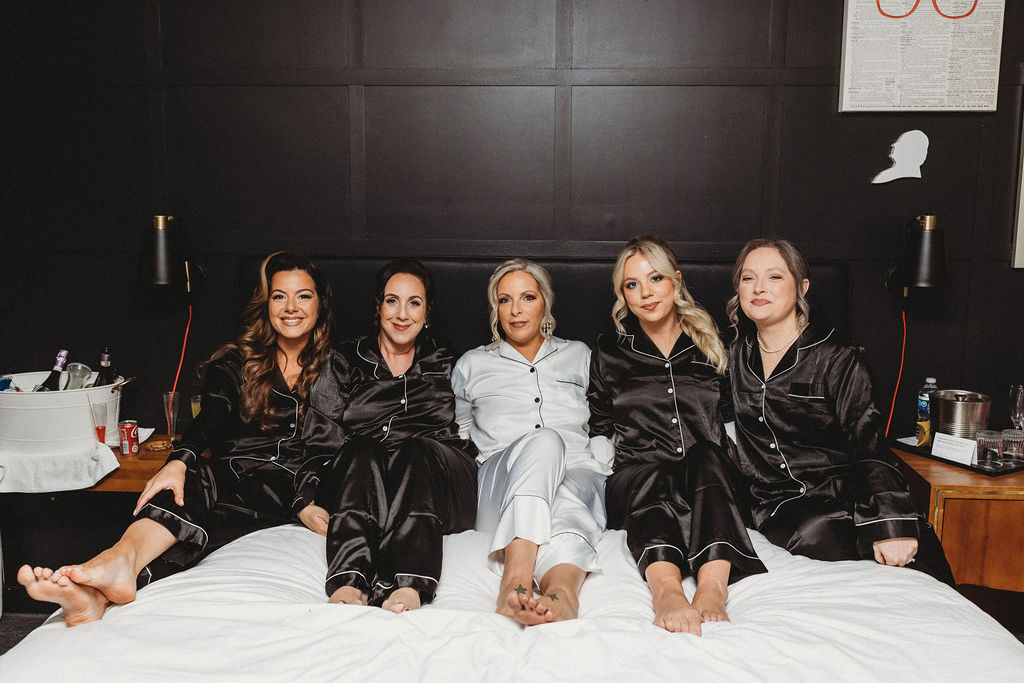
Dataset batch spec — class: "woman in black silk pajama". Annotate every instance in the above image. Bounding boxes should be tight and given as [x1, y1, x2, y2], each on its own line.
[726, 238, 953, 585]
[19, 251, 340, 625]
[295, 259, 478, 612]
[588, 235, 766, 636]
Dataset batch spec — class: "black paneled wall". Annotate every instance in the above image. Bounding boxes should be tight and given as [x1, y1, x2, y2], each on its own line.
[2, 1, 1022, 434]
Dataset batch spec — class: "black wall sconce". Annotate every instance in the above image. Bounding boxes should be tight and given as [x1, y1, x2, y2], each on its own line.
[885, 214, 949, 308]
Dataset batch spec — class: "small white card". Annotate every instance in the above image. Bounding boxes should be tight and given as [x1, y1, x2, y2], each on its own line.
[930, 432, 978, 466]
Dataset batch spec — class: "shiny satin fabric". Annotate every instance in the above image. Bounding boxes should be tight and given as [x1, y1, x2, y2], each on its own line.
[588, 318, 734, 469]
[605, 442, 765, 583]
[140, 349, 335, 577]
[296, 334, 476, 509]
[166, 348, 312, 472]
[476, 428, 606, 578]
[317, 435, 476, 605]
[729, 324, 935, 558]
[589, 320, 765, 582]
[301, 334, 479, 603]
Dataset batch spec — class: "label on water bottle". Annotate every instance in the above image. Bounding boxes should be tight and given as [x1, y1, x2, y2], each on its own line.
[917, 394, 930, 416]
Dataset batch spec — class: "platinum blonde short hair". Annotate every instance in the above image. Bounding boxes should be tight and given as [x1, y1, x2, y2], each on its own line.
[487, 259, 556, 342]
[611, 235, 727, 374]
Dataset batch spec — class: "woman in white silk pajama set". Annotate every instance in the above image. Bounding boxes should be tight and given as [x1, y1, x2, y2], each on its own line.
[452, 259, 610, 625]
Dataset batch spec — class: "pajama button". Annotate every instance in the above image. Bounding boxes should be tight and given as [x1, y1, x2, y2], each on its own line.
[289, 423, 295, 428]
[769, 443, 776, 449]
[664, 362, 670, 368]
[667, 388, 673, 394]
[535, 424, 541, 429]
[534, 397, 540, 403]
[676, 447, 683, 453]
[400, 399, 406, 404]
[382, 426, 388, 432]
[671, 417, 678, 424]
[758, 416, 764, 422]
[800, 486, 806, 493]
[530, 367, 536, 373]
[780, 463, 786, 469]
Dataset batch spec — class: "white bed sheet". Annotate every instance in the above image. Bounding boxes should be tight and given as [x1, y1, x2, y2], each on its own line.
[2, 525, 1021, 681]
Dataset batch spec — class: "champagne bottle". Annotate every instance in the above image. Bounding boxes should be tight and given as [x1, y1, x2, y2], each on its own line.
[34, 349, 69, 391]
[93, 346, 117, 387]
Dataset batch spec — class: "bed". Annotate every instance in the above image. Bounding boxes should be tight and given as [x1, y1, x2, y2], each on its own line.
[2, 524, 1021, 680]
[3, 256, 1022, 678]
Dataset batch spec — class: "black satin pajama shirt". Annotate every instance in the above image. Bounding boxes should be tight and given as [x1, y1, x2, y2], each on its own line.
[297, 334, 478, 604]
[588, 320, 767, 583]
[730, 324, 953, 584]
[140, 348, 330, 578]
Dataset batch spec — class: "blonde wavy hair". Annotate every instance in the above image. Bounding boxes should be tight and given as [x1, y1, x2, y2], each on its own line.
[207, 251, 334, 429]
[611, 235, 727, 374]
[725, 238, 810, 341]
[487, 259, 556, 343]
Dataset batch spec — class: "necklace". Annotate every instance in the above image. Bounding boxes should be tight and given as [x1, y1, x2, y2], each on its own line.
[757, 326, 804, 354]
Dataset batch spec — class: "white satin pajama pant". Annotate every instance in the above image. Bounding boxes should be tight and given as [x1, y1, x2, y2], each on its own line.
[475, 428, 606, 579]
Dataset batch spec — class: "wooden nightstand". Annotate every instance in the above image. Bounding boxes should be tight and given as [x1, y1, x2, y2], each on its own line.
[85, 441, 174, 493]
[893, 447, 1024, 592]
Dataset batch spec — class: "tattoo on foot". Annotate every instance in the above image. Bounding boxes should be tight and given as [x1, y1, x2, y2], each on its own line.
[514, 584, 528, 596]
[545, 593, 558, 601]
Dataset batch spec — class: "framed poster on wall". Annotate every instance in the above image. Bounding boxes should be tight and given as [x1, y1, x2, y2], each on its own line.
[840, 0, 1006, 112]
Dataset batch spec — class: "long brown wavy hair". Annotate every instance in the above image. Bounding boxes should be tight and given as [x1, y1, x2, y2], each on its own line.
[611, 235, 727, 374]
[207, 251, 334, 429]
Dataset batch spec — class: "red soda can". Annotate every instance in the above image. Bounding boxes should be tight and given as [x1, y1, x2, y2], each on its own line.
[118, 420, 140, 455]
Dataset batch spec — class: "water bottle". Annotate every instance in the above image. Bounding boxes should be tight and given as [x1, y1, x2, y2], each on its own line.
[916, 377, 938, 446]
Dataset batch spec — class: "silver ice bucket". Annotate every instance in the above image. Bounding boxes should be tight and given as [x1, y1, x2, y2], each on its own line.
[932, 389, 990, 441]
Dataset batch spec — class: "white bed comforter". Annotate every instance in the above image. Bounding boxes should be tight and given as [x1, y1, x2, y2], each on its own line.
[2, 525, 1021, 681]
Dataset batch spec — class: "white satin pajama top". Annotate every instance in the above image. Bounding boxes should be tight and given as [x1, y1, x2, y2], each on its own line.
[452, 337, 612, 474]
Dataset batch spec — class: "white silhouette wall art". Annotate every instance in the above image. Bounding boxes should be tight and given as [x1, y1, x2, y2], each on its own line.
[871, 130, 929, 184]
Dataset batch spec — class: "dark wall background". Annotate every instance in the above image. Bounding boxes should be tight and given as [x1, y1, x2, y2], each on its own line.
[2, 0, 1022, 437]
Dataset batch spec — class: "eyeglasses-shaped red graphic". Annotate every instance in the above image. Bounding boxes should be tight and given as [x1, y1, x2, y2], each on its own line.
[876, 0, 978, 19]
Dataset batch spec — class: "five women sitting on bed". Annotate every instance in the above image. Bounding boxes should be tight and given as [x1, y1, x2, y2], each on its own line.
[452, 259, 610, 624]
[293, 259, 478, 612]
[21, 239, 953, 629]
[588, 236, 766, 635]
[725, 238, 953, 585]
[18, 250, 341, 625]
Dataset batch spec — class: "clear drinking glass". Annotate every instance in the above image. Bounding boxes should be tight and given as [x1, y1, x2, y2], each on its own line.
[163, 391, 180, 438]
[191, 394, 202, 419]
[975, 430, 1002, 470]
[1009, 384, 1024, 431]
[64, 362, 92, 390]
[1000, 429, 1024, 463]
[86, 393, 107, 443]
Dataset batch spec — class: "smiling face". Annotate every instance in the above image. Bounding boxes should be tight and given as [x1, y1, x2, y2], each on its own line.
[737, 246, 809, 330]
[621, 253, 679, 329]
[496, 270, 546, 357]
[377, 272, 427, 350]
[268, 269, 319, 346]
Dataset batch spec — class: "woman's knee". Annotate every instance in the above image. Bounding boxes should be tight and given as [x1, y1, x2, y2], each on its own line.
[511, 428, 566, 471]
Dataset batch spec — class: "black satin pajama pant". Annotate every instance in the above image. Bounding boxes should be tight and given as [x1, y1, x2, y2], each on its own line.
[316, 436, 477, 605]
[138, 457, 297, 584]
[606, 441, 767, 584]
[758, 498, 955, 586]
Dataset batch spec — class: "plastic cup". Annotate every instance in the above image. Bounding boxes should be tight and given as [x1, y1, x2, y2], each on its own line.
[64, 362, 92, 390]
[86, 393, 107, 443]
[163, 391, 180, 438]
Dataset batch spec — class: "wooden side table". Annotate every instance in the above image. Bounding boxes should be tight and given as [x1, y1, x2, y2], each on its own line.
[893, 448, 1024, 592]
[86, 441, 174, 493]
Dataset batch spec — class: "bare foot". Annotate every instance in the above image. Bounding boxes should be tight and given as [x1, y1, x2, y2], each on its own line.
[651, 585, 703, 635]
[496, 581, 533, 620]
[329, 585, 368, 605]
[18, 565, 110, 626]
[515, 587, 579, 626]
[381, 587, 421, 613]
[691, 580, 729, 623]
[56, 544, 142, 607]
